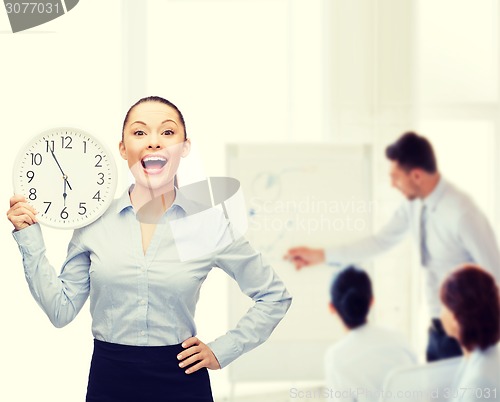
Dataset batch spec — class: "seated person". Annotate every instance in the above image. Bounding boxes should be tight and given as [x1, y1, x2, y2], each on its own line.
[440, 264, 500, 402]
[324, 266, 416, 401]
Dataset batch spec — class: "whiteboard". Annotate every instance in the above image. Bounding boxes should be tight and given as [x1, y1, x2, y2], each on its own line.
[226, 143, 374, 382]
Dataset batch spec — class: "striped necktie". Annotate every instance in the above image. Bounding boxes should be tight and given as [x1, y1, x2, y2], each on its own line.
[420, 203, 429, 266]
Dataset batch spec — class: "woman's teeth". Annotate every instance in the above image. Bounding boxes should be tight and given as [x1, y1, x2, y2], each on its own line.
[141, 156, 167, 171]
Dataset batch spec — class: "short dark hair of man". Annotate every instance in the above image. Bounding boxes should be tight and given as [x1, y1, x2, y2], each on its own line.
[385, 132, 437, 173]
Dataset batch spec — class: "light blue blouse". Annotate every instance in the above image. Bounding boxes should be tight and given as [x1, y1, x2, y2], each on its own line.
[13, 186, 292, 369]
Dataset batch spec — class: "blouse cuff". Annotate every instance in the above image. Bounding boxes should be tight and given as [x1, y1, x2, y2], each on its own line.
[207, 334, 241, 369]
[12, 223, 45, 255]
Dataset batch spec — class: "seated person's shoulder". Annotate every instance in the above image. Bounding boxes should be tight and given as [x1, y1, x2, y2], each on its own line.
[460, 346, 500, 390]
[325, 338, 352, 363]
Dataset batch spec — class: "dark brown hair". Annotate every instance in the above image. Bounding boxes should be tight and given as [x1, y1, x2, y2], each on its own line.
[440, 265, 500, 351]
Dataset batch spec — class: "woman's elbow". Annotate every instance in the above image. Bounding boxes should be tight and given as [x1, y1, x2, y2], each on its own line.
[47, 307, 76, 328]
[284, 294, 293, 311]
[284, 297, 292, 318]
[49, 315, 72, 328]
[275, 292, 292, 318]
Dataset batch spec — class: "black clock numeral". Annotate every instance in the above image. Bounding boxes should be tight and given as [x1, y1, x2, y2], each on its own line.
[95, 154, 103, 167]
[78, 202, 87, 215]
[93, 190, 101, 201]
[97, 172, 105, 185]
[45, 140, 54, 153]
[43, 201, 52, 214]
[61, 136, 73, 149]
[83, 141, 87, 154]
[60, 207, 68, 220]
[26, 170, 35, 183]
[28, 188, 37, 200]
[30, 153, 42, 166]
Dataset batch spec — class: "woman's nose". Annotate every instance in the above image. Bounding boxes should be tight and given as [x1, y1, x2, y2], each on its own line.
[147, 133, 161, 149]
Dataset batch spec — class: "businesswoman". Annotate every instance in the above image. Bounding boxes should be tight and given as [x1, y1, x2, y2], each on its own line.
[7, 96, 292, 401]
[440, 265, 500, 402]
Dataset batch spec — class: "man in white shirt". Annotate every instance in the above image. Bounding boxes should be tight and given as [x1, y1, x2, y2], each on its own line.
[285, 132, 500, 361]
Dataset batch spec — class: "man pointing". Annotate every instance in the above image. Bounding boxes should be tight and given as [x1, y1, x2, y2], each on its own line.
[285, 132, 500, 361]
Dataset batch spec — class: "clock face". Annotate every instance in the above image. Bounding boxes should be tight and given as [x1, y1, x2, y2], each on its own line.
[13, 127, 118, 229]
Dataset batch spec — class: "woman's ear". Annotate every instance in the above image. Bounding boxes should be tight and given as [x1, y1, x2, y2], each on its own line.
[329, 302, 336, 315]
[119, 140, 127, 160]
[181, 138, 191, 158]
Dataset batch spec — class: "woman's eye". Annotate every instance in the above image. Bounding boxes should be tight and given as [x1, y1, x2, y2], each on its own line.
[134, 130, 145, 136]
[162, 130, 174, 136]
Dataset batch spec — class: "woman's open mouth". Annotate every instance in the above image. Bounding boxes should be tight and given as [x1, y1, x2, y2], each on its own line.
[141, 154, 167, 175]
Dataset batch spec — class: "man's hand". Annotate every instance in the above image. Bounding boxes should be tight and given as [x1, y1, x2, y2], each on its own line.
[284, 247, 326, 270]
[7, 195, 37, 231]
[177, 337, 221, 374]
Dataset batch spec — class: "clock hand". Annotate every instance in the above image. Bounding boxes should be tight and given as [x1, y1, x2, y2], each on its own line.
[50, 149, 73, 190]
[63, 177, 68, 206]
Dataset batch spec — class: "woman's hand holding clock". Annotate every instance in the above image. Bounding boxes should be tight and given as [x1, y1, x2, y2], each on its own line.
[7, 195, 38, 231]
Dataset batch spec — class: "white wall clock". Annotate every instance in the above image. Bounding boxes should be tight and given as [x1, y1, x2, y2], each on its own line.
[13, 127, 118, 229]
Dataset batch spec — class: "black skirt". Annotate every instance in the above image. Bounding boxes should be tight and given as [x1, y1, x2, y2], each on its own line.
[86, 339, 214, 402]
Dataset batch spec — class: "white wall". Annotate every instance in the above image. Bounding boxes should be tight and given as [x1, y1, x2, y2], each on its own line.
[1, 1, 123, 401]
